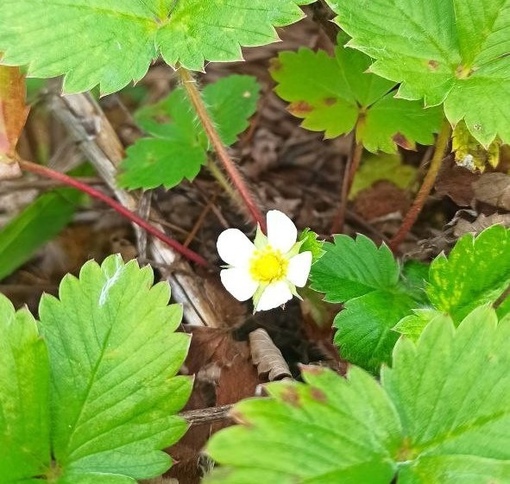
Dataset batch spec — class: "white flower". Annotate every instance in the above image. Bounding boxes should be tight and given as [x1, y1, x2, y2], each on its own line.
[217, 210, 312, 312]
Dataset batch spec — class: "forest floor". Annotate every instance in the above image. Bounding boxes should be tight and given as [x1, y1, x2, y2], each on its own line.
[1, 10, 505, 484]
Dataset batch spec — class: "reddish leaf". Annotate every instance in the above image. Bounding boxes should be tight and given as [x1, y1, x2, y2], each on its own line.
[0, 63, 29, 163]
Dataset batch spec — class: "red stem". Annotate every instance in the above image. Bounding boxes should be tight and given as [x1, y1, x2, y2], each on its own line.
[178, 68, 266, 232]
[19, 160, 209, 267]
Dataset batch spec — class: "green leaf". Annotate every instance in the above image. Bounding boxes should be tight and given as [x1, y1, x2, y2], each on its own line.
[206, 305, 510, 483]
[311, 235, 424, 372]
[0, 1, 308, 94]
[349, 153, 417, 200]
[202, 74, 260, 146]
[0, 188, 80, 281]
[297, 228, 324, 263]
[393, 308, 452, 342]
[427, 224, 510, 323]
[496, 294, 510, 320]
[334, 290, 416, 372]
[119, 75, 260, 189]
[38, 255, 192, 480]
[0, 295, 50, 481]
[206, 366, 402, 483]
[119, 137, 206, 190]
[326, 0, 510, 146]
[311, 234, 400, 302]
[383, 305, 510, 481]
[270, 37, 442, 152]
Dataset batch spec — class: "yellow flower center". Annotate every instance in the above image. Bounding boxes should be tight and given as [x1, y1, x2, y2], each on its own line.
[249, 246, 289, 283]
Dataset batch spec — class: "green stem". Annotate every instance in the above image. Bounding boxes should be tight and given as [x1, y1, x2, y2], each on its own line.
[389, 119, 452, 251]
[19, 160, 209, 267]
[178, 68, 266, 232]
[331, 139, 363, 234]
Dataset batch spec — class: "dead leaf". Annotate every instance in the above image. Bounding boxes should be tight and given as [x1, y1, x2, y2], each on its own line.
[473, 173, 510, 210]
[435, 162, 479, 206]
[167, 327, 259, 483]
[249, 328, 292, 381]
[452, 120, 500, 172]
[0, 64, 29, 164]
[454, 213, 510, 238]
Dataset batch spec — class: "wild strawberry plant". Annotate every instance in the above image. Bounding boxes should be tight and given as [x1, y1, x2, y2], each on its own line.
[0, 0, 509, 482]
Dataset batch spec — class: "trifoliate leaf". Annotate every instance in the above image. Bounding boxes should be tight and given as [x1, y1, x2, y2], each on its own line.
[327, 0, 510, 146]
[206, 305, 510, 483]
[270, 37, 442, 152]
[383, 305, 510, 482]
[0, 296, 50, 481]
[119, 75, 260, 189]
[311, 235, 426, 372]
[206, 365, 402, 483]
[350, 153, 417, 200]
[0, 1, 310, 94]
[427, 224, 510, 323]
[0, 188, 81, 281]
[452, 120, 501, 172]
[38, 255, 192, 481]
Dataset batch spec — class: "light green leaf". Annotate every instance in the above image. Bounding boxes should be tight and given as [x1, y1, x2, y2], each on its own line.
[206, 305, 510, 483]
[270, 37, 442, 152]
[119, 75, 260, 189]
[311, 234, 400, 302]
[39, 255, 192, 480]
[119, 137, 206, 190]
[134, 86, 199, 141]
[427, 224, 510, 323]
[0, 188, 80, 281]
[298, 228, 325, 263]
[0, 1, 308, 94]
[349, 153, 417, 200]
[393, 308, 453, 342]
[383, 305, 510, 481]
[334, 290, 416, 372]
[496, 294, 510, 320]
[0, 296, 50, 482]
[206, 366, 401, 483]
[311, 234, 426, 372]
[203, 75, 260, 145]
[326, 0, 510, 145]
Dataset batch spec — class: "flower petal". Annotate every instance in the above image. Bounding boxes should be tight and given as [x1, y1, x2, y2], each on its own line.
[217, 228, 255, 266]
[255, 281, 293, 312]
[287, 251, 312, 287]
[220, 268, 258, 301]
[266, 210, 297, 253]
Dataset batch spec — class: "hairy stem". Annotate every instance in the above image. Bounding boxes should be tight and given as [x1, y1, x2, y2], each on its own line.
[19, 160, 209, 267]
[389, 119, 452, 251]
[331, 139, 363, 234]
[178, 68, 266, 232]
